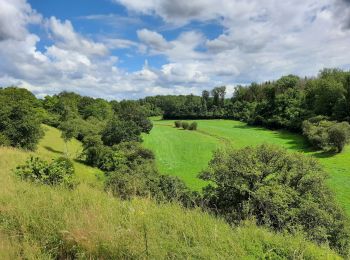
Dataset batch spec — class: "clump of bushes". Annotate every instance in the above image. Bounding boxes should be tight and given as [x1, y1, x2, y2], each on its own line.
[174, 121, 198, 130]
[200, 144, 350, 254]
[302, 117, 350, 153]
[15, 156, 76, 188]
[174, 121, 182, 128]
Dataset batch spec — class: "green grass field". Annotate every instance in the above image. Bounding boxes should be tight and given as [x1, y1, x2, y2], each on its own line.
[0, 125, 339, 258]
[143, 119, 350, 215]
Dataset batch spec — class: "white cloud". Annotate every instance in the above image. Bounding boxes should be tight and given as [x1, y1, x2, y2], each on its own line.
[0, 0, 41, 41]
[1, 0, 350, 99]
[47, 17, 108, 57]
[137, 29, 172, 51]
[103, 38, 139, 49]
[116, 0, 350, 83]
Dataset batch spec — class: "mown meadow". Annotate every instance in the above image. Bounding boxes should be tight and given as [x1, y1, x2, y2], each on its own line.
[143, 118, 350, 215]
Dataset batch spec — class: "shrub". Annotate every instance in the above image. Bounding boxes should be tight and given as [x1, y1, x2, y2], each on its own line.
[174, 121, 182, 128]
[154, 175, 199, 207]
[200, 144, 350, 254]
[302, 118, 350, 153]
[188, 122, 198, 130]
[182, 122, 189, 130]
[15, 156, 75, 188]
[328, 122, 350, 152]
[104, 158, 158, 199]
[102, 142, 197, 206]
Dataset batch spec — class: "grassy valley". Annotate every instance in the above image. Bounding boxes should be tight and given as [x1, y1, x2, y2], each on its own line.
[0, 125, 341, 258]
[144, 119, 350, 215]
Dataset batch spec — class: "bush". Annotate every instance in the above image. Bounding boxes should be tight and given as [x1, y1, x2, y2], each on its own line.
[182, 122, 189, 130]
[104, 157, 159, 200]
[328, 122, 350, 152]
[154, 175, 199, 207]
[174, 121, 182, 128]
[200, 144, 350, 254]
[15, 156, 75, 188]
[302, 119, 350, 153]
[188, 122, 198, 130]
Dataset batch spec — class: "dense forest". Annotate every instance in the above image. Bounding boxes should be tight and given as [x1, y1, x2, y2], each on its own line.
[1, 69, 350, 257]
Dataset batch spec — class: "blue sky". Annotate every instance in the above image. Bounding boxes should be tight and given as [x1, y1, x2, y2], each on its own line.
[0, 0, 350, 99]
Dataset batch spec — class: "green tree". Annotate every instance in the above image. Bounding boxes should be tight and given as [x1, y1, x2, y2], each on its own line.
[0, 87, 43, 150]
[58, 117, 79, 156]
[101, 119, 142, 146]
[112, 100, 153, 133]
[200, 144, 350, 253]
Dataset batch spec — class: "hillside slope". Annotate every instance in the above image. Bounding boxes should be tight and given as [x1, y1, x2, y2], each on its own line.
[0, 126, 341, 258]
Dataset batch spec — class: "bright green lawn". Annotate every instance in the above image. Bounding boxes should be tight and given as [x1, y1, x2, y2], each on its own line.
[143, 119, 350, 215]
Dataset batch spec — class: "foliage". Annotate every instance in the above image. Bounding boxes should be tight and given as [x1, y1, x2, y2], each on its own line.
[81, 134, 108, 167]
[101, 119, 142, 146]
[188, 122, 198, 130]
[58, 118, 79, 143]
[328, 122, 350, 152]
[302, 118, 350, 152]
[174, 120, 182, 128]
[0, 87, 43, 150]
[182, 122, 189, 129]
[99, 142, 194, 205]
[154, 175, 199, 207]
[111, 100, 153, 133]
[15, 156, 75, 188]
[0, 133, 10, 146]
[199, 144, 350, 254]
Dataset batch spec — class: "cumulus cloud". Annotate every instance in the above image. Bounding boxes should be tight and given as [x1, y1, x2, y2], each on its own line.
[0, 0, 41, 41]
[1, 0, 350, 99]
[47, 17, 108, 56]
[137, 29, 172, 51]
[116, 0, 350, 83]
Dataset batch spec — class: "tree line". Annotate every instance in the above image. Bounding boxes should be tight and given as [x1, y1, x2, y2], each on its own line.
[141, 68, 350, 152]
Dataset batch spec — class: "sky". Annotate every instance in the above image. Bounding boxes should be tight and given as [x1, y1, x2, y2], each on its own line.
[0, 0, 350, 99]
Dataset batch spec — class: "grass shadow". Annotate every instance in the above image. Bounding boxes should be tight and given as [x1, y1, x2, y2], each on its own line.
[43, 146, 63, 155]
[272, 131, 313, 152]
[232, 123, 314, 152]
[312, 150, 337, 159]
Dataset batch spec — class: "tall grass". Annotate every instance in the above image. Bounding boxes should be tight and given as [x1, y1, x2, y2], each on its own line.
[0, 181, 340, 259]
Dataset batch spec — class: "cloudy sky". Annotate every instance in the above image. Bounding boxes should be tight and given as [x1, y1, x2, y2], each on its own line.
[0, 0, 350, 99]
